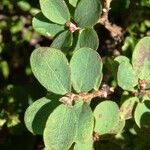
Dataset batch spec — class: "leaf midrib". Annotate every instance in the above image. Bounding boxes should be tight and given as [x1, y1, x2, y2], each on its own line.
[44, 57, 68, 94]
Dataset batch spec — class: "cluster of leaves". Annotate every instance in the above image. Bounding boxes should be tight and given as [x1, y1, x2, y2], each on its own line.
[32, 0, 101, 51]
[24, 0, 150, 150]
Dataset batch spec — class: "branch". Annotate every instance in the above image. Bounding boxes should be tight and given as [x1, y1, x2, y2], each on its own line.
[59, 85, 114, 105]
[97, 0, 123, 41]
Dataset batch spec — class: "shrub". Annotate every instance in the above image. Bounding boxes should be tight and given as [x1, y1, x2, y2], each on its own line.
[24, 0, 150, 149]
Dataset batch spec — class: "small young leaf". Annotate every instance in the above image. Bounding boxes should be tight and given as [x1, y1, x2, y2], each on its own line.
[79, 28, 99, 50]
[44, 104, 77, 150]
[132, 37, 150, 81]
[40, 0, 70, 25]
[74, 0, 102, 28]
[75, 103, 94, 143]
[51, 30, 73, 51]
[117, 61, 138, 91]
[70, 48, 103, 93]
[74, 139, 94, 150]
[69, 0, 78, 7]
[24, 97, 58, 135]
[114, 56, 130, 64]
[94, 101, 120, 135]
[120, 97, 139, 120]
[134, 101, 150, 128]
[30, 47, 71, 95]
[32, 12, 64, 37]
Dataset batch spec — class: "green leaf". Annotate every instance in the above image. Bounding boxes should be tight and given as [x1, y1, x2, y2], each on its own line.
[132, 37, 150, 81]
[79, 28, 99, 50]
[74, 140, 94, 150]
[40, 0, 70, 25]
[94, 101, 120, 135]
[44, 104, 77, 150]
[32, 12, 64, 37]
[94, 73, 103, 91]
[24, 97, 58, 135]
[75, 103, 94, 143]
[51, 30, 73, 51]
[17, 0, 31, 11]
[134, 101, 150, 128]
[74, 0, 102, 28]
[120, 97, 139, 120]
[70, 48, 103, 93]
[114, 56, 130, 64]
[69, 0, 78, 7]
[109, 118, 125, 135]
[117, 61, 138, 91]
[30, 47, 71, 95]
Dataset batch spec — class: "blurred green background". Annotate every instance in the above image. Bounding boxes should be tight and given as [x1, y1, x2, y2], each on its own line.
[0, 0, 150, 150]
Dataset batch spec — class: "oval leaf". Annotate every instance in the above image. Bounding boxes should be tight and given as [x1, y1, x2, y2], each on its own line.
[40, 0, 70, 25]
[109, 118, 125, 135]
[132, 37, 150, 81]
[24, 97, 58, 135]
[134, 101, 150, 128]
[32, 12, 64, 37]
[117, 61, 138, 91]
[75, 103, 94, 143]
[120, 97, 139, 120]
[44, 104, 77, 150]
[70, 48, 103, 93]
[94, 101, 120, 135]
[51, 30, 73, 51]
[30, 47, 71, 95]
[79, 28, 99, 50]
[74, 0, 102, 28]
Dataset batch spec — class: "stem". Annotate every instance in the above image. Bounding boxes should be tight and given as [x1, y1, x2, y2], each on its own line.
[59, 85, 114, 105]
[66, 21, 80, 33]
[98, 0, 122, 41]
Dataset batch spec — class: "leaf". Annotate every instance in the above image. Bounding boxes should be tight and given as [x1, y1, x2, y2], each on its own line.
[74, 0, 102, 28]
[30, 47, 71, 95]
[117, 61, 138, 91]
[24, 97, 58, 135]
[75, 103, 94, 143]
[120, 97, 139, 120]
[44, 104, 77, 150]
[17, 0, 31, 11]
[79, 28, 99, 50]
[132, 37, 150, 82]
[114, 56, 130, 64]
[134, 101, 150, 128]
[94, 101, 120, 135]
[69, 0, 78, 7]
[94, 73, 103, 91]
[74, 140, 94, 150]
[40, 0, 70, 25]
[109, 118, 125, 135]
[70, 48, 103, 93]
[51, 30, 73, 51]
[32, 12, 64, 37]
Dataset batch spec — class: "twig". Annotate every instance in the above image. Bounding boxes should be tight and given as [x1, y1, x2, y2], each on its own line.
[66, 21, 80, 33]
[59, 85, 114, 105]
[97, 0, 123, 41]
